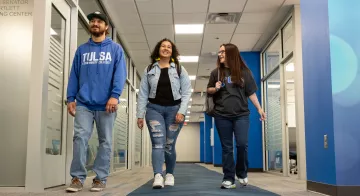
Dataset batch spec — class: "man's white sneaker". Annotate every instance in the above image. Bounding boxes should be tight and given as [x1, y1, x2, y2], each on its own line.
[164, 173, 175, 186]
[239, 177, 248, 186]
[152, 173, 164, 189]
[221, 180, 236, 189]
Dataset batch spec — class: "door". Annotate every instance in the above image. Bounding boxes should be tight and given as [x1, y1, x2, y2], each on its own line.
[44, 0, 71, 188]
[282, 58, 298, 176]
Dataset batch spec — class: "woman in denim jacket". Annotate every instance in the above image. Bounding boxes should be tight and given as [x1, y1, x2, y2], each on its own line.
[136, 38, 192, 189]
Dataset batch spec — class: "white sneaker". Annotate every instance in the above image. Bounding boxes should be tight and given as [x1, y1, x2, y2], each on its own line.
[164, 173, 175, 186]
[239, 177, 248, 186]
[221, 180, 236, 189]
[152, 173, 164, 189]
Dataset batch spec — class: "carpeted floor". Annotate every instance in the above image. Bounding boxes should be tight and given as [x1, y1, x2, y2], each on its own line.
[128, 163, 280, 196]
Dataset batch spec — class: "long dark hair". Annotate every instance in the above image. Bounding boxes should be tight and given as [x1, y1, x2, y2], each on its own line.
[149, 38, 180, 66]
[217, 43, 250, 87]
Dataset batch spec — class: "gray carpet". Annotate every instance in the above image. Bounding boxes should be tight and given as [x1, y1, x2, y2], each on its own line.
[128, 163, 280, 196]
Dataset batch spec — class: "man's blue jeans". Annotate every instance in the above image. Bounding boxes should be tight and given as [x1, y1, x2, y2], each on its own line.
[70, 106, 116, 184]
[214, 115, 250, 183]
[145, 103, 183, 175]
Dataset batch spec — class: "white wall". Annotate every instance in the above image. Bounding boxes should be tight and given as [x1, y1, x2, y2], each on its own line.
[176, 122, 200, 162]
[0, 0, 34, 186]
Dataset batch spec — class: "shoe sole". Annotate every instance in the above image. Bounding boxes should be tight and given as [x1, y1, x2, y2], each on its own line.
[66, 188, 82, 192]
[221, 184, 236, 189]
[152, 185, 164, 189]
[90, 188, 104, 192]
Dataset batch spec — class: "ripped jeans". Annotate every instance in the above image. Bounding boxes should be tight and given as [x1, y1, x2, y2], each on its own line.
[145, 103, 183, 175]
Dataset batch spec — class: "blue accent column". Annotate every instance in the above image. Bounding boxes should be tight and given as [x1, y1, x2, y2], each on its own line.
[213, 118, 222, 166]
[301, 0, 360, 191]
[200, 122, 204, 163]
[241, 52, 263, 169]
[204, 113, 213, 164]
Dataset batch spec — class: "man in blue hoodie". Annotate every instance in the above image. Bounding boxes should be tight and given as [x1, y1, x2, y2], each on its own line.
[65, 11, 127, 193]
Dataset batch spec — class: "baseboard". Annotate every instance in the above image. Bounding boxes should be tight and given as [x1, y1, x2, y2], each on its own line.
[248, 168, 263, 172]
[204, 162, 212, 164]
[176, 161, 201, 163]
[214, 164, 222, 167]
[307, 181, 360, 196]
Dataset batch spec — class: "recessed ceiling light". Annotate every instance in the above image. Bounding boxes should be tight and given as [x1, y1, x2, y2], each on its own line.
[188, 105, 191, 108]
[187, 111, 191, 114]
[189, 98, 192, 101]
[286, 63, 294, 72]
[179, 56, 199, 63]
[189, 75, 196, 80]
[185, 119, 189, 122]
[186, 116, 190, 118]
[191, 89, 194, 92]
[175, 24, 204, 34]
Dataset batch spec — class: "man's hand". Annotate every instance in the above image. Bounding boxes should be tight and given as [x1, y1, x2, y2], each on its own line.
[175, 113, 185, 124]
[137, 118, 144, 129]
[106, 97, 118, 113]
[67, 102, 76, 117]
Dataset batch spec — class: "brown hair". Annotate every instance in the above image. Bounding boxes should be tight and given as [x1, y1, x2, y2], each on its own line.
[149, 38, 180, 66]
[217, 43, 250, 87]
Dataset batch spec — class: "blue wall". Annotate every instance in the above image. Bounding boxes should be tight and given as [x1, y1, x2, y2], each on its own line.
[328, 0, 360, 186]
[200, 122, 204, 163]
[213, 122, 222, 166]
[301, 0, 337, 185]
[241, 52, 263, 169]
[204, 113, 213, 163]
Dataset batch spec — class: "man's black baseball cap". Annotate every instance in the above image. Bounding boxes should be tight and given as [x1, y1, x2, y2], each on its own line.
[87, 11, 109, 25]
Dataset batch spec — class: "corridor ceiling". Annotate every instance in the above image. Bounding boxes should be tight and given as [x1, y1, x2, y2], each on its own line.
[100, 0, 300, 122]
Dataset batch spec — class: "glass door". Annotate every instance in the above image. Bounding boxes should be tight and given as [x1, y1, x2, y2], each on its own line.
[283, 59, 298, 176]
[264, 69, 283, 173]
[44, 0, 71, 188]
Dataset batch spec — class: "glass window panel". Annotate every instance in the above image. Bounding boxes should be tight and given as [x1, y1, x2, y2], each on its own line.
[113, 83, 129, 171]
[46, 5, 66, 155]
[263, 35, 281, 75]
[77, 18, 90, 47]
[282, 20, 294, 58]
[134, 94, 142, 167]
[264, 69, 282, 172]
[136, 74, 141, 93]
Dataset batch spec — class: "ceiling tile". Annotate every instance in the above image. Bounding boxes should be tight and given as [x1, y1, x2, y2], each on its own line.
[121, 34, 147, 43]
[240, 12, 275, 25]
[173, 0, 208, 13]
[201, 34, 232, 54]
[127, 42, 149, 50]
[244, 0, 284, 13]
[135, 0, 172, 14]
[140, 14, 173, 25]
[194, 79, 209, 92]
[284, 0, 300, 5]
[205, 24, 237, 34]
[117, 25, 144, 34]
[174, 13, 207, 24]
[209, 0, 247, 13]
[182, 63, 199, 75]
[231, 33, 262, 50]
[143, 25, 174, 35]
[235, 23, 266, 34]
[175, 34, 203, 43]
[177, 43, 202, 55]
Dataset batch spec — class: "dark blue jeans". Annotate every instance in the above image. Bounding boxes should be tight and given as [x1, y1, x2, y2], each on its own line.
[214, 115, 249, 183]
[145, 103, 183, 175]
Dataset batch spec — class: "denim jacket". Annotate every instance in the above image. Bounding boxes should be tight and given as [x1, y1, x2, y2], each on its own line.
[136, 62, 192, 118]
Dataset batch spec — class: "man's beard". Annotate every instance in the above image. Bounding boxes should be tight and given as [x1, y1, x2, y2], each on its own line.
[90, 27, 105, 37]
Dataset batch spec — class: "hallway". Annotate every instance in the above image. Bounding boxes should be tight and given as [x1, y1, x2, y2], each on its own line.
[1, 164, 320, 196]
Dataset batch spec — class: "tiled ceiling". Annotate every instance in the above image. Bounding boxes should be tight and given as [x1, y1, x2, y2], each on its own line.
[101, 0, 299, 122]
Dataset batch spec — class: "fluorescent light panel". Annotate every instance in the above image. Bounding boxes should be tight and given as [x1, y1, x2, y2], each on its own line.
[286, 63, 294, 72]
[179, 56, 199, 63]
[189, 75, 196, 80]
[175, 24, 204, 34]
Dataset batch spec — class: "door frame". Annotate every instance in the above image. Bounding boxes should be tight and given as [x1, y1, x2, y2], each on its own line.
[43, 0, 71, 188]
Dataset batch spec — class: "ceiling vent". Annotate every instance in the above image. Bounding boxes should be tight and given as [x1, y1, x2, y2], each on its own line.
[206, 12, 241, 24]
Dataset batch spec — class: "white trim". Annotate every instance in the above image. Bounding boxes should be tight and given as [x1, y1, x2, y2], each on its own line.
[293, 5, 307, 180]
[25, 0, 52, 192]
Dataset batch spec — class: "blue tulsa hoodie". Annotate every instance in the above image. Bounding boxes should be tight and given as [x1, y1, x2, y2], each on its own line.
[66, 37, 127, 111]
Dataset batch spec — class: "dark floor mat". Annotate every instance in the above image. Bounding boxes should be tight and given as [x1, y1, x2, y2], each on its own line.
[127, 163, 280, 196]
